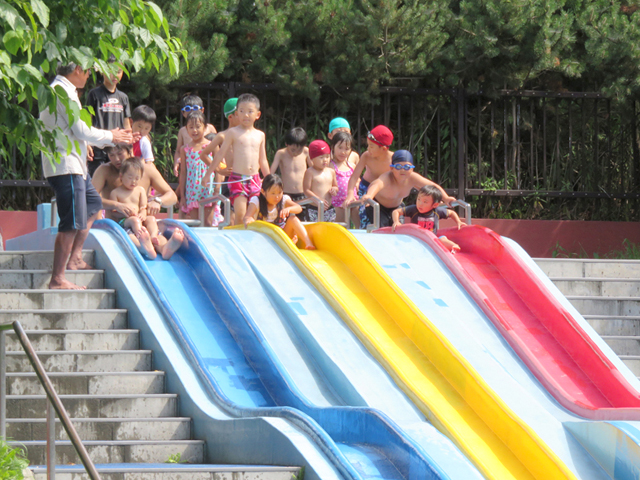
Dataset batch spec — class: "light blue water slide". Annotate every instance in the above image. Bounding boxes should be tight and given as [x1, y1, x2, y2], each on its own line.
[193, 227, 485, 480]
[87, 220, 484, 480]
[352, 232, 620, 480]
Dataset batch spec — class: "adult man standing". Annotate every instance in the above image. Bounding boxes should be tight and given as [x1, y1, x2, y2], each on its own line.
[40, 63, 136, 289]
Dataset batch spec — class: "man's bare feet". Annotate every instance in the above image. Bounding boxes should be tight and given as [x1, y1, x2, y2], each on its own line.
[136, 228, 157, 259]
[49, 277, 86, 290]
[66, 258, 93, 270]
[162, 228, 184, 260]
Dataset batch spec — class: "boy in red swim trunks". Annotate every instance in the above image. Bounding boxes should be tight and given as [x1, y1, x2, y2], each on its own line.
[209, 93, 270, 224]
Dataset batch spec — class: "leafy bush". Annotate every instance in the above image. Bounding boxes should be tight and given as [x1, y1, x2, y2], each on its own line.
[0, 439, 29, 480]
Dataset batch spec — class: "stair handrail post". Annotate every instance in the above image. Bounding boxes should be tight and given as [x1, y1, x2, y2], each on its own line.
[0, 326, 6, 439]
[46, 400, 55, 480]
[10, 321, 102, 480]
[345, 198, 380, 231]
[450, 199, 472, 225]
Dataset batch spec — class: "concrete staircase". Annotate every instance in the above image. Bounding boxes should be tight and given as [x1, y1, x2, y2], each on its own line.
[535, 258, 640, 377]
[0, 251, 299, 480]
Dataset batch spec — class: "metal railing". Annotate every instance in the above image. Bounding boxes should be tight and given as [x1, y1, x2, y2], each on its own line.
[0, 321, 101, 480]
[199, 193, 232, 230]
[451, 199, 472, 225]
[345, 198, 380, 231]
[50, 198, 58, 228]
[166, 205, 201, 227]
[296, 197, 324, 224]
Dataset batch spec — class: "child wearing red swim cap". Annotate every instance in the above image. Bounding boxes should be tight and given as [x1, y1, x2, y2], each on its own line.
[344, 125, 394, 228]
[303, 140, 338, 222]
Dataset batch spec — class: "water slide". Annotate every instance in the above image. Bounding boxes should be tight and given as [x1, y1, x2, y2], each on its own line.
[91, 219, 484, 480]
[381, 224, 640, 421]
[247, 220, 581, 480]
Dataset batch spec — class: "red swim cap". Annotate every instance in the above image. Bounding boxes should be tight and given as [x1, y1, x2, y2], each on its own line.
[367, 125, 393, 147]
[309, 139, 330, 159]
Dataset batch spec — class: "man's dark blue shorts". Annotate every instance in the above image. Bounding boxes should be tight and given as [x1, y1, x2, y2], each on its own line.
[48, 174, 102, 232]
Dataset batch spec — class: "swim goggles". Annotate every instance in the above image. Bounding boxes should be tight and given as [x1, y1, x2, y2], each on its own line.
[367, 131, 391, 147]
[391, 164, 416, 171]
[181, 105, 204, 112]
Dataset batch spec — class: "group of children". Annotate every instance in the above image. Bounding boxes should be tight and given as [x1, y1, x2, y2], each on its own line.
[88, 65, 465, 255]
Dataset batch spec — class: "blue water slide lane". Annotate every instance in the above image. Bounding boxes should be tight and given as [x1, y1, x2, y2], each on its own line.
[93, 219, 479, 480]
[194, 227, 484, 480]
[352, 232, 614, 480]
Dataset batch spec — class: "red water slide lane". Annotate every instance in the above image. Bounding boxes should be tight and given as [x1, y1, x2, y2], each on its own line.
[377, 224, 640, 420]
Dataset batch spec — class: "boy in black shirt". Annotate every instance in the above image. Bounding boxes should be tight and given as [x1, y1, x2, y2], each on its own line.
[86, 56, 132, 176]
[392, 185, 464, 252]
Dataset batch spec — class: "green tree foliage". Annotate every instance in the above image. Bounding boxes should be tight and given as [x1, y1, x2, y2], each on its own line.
[0, 0, 186, 165]
[150, 0, 640, 103]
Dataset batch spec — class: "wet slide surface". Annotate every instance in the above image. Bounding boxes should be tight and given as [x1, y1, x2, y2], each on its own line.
[249, 221, 578, 480]
[356, 230, 609, 480]
[388, 224, 640, 420]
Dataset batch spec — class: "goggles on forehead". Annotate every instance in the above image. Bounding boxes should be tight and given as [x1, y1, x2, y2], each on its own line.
[391, 163, 416, 171]
[181, 105, 203, 112]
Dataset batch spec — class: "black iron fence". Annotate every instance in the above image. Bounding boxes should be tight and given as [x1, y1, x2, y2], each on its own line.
[2, 82, 639, 218]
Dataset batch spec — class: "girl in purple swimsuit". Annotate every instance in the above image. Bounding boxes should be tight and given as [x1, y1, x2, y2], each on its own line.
[330, 132, 360, 227]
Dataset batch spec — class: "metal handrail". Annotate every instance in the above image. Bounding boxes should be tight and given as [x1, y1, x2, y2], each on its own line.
[166, 205, 202, 227]
[199, 193, 232, 230]
[0, 321, 101, 480]
[451, 199, 472, 225]
[345, 198, 380, 230]
[296, 197, 324, 223]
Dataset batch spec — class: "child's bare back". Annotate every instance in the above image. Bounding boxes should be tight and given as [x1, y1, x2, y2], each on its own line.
[272, 146, 309, 194]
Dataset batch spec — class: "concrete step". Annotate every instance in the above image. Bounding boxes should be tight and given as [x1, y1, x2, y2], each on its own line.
[6, 330, 139, 352]
[6, 350, 152, 373]
[30, 464, 300, 480]
[552, 278, 640, 297]
[8, 417, 191, 441]
[7, 371, 165, 395]
[0, 250, 94, 271]
[584, 315, 640, 336]
[0, 309, 128, 330]
[535, 258, 640, 279]
[602, 336, 640, 356]
[0, 270, 104, 289]
[567, 296, 640, 316]
[0, 289, 116, 310]
[7, 394, 178, 419]
[15, 439, 204, 465]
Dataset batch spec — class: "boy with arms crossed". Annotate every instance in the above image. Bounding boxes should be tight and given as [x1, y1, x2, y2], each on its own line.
[361, 150, 456, 228]
[271, 127, 311, 203]
[303, 140, 338, 222]
[206, 93, 270, 224]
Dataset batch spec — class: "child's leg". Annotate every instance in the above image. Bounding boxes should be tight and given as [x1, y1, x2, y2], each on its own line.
[203, 206, 214, 227]
[284, 216, 315, 250]
[233, 196, 248, 225]
[123, 217, 143, 236]
[130, 227, 157, 259]
[350, 206, 360, 229]
[144, 216, 159, 244]
[335, 207, 345, 224]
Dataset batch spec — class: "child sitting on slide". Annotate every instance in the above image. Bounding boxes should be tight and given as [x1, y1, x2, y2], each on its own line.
[391, 185, 464, 253]
[243, 174, 315, 250]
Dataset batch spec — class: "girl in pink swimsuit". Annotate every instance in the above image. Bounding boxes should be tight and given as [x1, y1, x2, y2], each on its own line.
[331, 132, 359, 226]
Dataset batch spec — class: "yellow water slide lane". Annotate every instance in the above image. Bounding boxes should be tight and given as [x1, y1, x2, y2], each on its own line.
[243, 221, 576, 480]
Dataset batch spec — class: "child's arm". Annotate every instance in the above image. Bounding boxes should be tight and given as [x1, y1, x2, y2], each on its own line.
[283, 197, 303, 216]
[344, 156, 366, 206]
[329, 170, 338, 197]
[391, 206, 404, 232]
[200, 135, 225, 184]
[447, 209, 465, 229]
[360, 176, 386, 202]
[305, 148, 312, 168]
[177, 148, 187, 206]
[173, 127, 186, 176]
[415, 174, 456, 206]
[138, 187, 148, 221]
[258, 133, 270, 176]
[208, 131, 234, 185]
[243, 201, 259, 227]
[271, 150, 282, 175]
